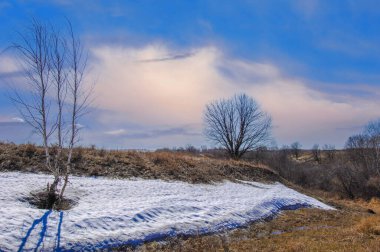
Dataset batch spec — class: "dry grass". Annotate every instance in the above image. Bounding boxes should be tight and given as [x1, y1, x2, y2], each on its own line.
[356, 215, 380, 236]
[355, 198, 380, 236]
[0, 143, 279, 184]
[122, 198, 380, 252]
[3, 142, 380, 251]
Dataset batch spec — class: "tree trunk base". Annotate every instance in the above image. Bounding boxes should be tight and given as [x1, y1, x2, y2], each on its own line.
[23, 190, 75, 210]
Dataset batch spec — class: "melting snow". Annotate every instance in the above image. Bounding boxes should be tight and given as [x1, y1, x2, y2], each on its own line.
[0, 172, 334, 251]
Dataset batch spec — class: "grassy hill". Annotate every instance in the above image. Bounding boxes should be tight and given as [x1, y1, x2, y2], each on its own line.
[0, 142, 279, 184]
[1, 142, 380, 251]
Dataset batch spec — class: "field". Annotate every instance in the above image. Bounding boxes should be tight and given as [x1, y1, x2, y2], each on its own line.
[134, 198, 380, 252]
[0, 172, 332, 251]
[0, 143, 380, 251]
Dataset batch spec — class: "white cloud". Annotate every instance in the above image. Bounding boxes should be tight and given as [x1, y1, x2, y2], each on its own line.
[11, 117, 24, 123]
[88, 44, 380, 148]
[75, 123, 85, 129]
[0, 56, 19, 74]
[0, 116, 24, 123]
[105, 129, 126, 136]
[90, 45, 231, 127]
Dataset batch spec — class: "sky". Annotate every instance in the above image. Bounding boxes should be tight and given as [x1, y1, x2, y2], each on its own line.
[1, 0, 380, 149]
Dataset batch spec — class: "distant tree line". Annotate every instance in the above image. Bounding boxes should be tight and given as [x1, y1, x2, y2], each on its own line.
[242, 121, 380, 200]
[159, 117, 380, 199]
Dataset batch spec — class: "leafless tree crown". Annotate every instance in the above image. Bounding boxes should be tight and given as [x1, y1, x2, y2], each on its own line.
[204, 94, 272, 159]
[346, 119, 380, 177]
[290, 142, 302, 159]
[10, 18, 91, 208]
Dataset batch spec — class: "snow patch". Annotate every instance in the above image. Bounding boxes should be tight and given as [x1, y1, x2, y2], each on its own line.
[0, 172, 334, 251]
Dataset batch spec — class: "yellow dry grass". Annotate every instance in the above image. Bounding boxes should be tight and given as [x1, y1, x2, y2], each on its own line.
[3, 143, 380, 251]
[118, 198, 380, 252]
[355, 198, 380, 236]
[0, 143, 280, 184]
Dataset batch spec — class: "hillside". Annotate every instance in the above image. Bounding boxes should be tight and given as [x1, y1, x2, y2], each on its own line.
[0, 172, 332, 251]
[1, 143, 380, 251]
[0, 143, 279, 184]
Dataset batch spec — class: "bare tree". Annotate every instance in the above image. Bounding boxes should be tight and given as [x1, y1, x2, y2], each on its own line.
[59, 21, 91, 201]
[345, 120, 380, 178]
[290, 141, 302, 159]
[363, 119, 380, 176]
[345, 134, 370, 175]
[11, 20, 57, 206]
[312, 144, 321, 163]
[10, 18, 91, 209]
[204, 93, 272, 159]
[323, 144, 336, 161]
[335, 160, 357, 199]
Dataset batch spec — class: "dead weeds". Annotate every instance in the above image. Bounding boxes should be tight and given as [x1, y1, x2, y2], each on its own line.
[119, 198, 380, 252]
[0, 143, 279, 184]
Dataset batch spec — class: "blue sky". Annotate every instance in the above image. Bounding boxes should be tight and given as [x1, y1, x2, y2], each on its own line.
[1, 0, 380, 149]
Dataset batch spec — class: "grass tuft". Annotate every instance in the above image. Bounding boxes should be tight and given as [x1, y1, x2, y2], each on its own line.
[356, 215, 380, 235]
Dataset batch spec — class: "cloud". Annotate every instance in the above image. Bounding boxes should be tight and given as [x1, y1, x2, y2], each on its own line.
[123, 127, 200, 139]
[0, 56, 19, 73]
[90, 45, 230, 129]
[105, 129, 126, 136]
[318, 32, 380, 58]
[76, 123, 85, 129]
[0, 114, 33, 143]
[2, 43, 379, 148]
[87, 43, 380, 148]
[0, 116, 25, 124]
[11, 117, 24, 123]
[347, 0, 380, 15]
[291, 0, 320, 19]
[0, 55, 25, 87]
[104, 126, 199, 139]
[138, 52, 196, 63]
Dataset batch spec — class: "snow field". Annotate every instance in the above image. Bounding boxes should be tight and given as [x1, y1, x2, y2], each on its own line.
[0, 172, 334, 251]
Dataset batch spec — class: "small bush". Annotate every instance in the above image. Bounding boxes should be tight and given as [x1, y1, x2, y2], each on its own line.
[23, 189, 76, 210]
[21, 143, 37, 158]
[72, 147, 84, 162]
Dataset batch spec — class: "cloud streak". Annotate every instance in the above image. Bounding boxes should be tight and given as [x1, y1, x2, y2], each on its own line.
[104, 127, 200, 140]
[137, 52, 196, 63]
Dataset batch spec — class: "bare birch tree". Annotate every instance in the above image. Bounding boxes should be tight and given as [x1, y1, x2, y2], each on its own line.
[10, 18, 91, 209]
[59, 22, 91, 201]
[204, 94, 272, 159]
